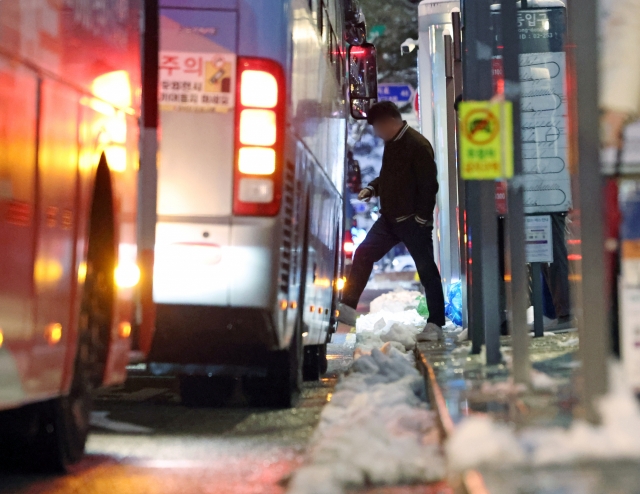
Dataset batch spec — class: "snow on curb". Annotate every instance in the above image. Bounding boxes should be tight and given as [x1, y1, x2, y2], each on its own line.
[447, 362, 640, 470]
[288, 290, 446, 494]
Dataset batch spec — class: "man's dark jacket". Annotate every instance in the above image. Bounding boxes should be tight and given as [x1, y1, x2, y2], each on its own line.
[366, 122, 439, 225]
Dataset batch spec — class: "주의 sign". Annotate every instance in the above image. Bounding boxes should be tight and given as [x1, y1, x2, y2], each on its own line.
[459, 101, 514, 180]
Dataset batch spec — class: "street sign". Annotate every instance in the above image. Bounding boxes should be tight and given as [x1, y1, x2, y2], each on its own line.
[459, 101, 514, 180]
[378, 83, 414, 104]
[369, 24, 386, 41]
[524, 215, 553, 263]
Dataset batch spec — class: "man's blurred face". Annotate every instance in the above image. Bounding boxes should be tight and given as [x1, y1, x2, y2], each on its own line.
[372, 117, 402, 142]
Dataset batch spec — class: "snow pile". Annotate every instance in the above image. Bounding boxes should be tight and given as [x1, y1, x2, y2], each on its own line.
[447, 362, 640, 470]
[354, 290, 427, 353]
[289, 337, 445, 493]
[369, 289, 423, 313]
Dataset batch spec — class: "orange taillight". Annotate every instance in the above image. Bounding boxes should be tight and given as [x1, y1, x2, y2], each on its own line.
[239, 109, 277, 146]
[240, 70, 278, 108]
[234, 58, 285, 216]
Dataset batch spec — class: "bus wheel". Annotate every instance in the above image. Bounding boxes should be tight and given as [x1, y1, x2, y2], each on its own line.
[245, 324, 302, 408]
[303, 343, 328, 381]
[303, 345, 320, 381]
[318, 343, 328, 374]
[0, 365, 90, 473]
[34, 363, 92, 471]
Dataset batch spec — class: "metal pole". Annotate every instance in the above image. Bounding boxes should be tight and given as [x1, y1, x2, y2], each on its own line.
[568, 0, 609, 422]
[452, 11, 468, 331]
[462, 0, 502, 364]
[531, 263, 544, 337]
[444, 34, 460, 289]
[137, 0, 159, 355]
[500, 0, 530, 383]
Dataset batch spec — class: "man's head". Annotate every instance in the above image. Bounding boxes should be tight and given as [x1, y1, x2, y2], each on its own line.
[367, 101, 404, 141]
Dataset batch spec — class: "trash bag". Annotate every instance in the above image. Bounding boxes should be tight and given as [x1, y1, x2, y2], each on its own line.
[445, 281, 463, 326]
[415, 295, 429, 318]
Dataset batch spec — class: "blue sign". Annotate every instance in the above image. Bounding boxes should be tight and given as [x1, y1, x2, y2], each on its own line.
[378, 83, 414, 104]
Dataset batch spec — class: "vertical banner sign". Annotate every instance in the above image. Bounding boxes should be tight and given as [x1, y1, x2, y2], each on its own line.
[492, 6, 572, 213]
[459, 101, 514, 180]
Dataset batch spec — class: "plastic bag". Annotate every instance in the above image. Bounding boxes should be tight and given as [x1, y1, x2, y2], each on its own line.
[445, 281, 463, 326]
[415, 295, 429, 318]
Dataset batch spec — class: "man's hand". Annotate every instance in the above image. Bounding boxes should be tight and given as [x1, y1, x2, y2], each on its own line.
[358, 188, 372, 202]
[602, 110, 629, 149]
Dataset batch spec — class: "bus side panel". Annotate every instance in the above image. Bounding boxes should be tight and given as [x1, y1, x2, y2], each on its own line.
[0, 1, 140, 102]
[28, 80, 79, 399]
[290, 0, 346, 346]
[0, 62, 38, 409]
[302, 166, 341, 346]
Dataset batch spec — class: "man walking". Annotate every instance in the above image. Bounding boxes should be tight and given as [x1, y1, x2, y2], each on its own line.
[338, 101, 445, 341]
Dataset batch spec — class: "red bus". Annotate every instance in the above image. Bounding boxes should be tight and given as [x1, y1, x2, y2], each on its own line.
[0, 1, 140, 469]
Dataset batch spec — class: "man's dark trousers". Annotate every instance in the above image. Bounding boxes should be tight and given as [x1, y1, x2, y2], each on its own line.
[342, 215, 446, 326]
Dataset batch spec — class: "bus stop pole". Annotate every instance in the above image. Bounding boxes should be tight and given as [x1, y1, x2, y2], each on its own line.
[462, 0, 502, 364]
[137, 0, 159, 355]
[452, 12, 468, 330]
[568, 0, 609, 423]
[444, 34, 460, 291]
[500, 0, 531, 383]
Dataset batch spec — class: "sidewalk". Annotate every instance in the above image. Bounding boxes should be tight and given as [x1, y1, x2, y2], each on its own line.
[417, 331, 640, 493]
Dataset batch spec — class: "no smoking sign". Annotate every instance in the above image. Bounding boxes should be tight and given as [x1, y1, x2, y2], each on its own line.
[459, 101, 514, 180]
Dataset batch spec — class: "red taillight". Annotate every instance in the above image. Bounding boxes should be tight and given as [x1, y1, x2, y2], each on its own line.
[344, 230, 355, 259]
[233, 58, 285, 216]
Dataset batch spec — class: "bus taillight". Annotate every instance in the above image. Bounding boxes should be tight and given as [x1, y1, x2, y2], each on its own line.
[233, 58, 285, 216]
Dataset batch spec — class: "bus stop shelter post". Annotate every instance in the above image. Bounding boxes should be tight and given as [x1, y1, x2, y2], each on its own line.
[462, 0, 502, 364]
[137, 0, 159, 355]
[452, 12, 468, 330]
[444, 34, 460, 296]
[568, 0, 609, 423]
[500, 0, 531, 383]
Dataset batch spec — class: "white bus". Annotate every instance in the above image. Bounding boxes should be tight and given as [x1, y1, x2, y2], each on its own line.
[148, 0, 377, 406]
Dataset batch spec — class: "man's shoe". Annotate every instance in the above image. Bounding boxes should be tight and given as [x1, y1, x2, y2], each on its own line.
[337, 303, 358, 327]
[553, 315, 577, 331]
[417, 322, 444, 342]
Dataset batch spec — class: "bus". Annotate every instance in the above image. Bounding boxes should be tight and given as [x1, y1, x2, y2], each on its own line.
[148, 0, 376, 406]
[0, 1, 140, 469]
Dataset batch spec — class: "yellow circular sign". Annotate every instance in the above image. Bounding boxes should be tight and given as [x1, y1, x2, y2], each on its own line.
[462, 108, 499, 145]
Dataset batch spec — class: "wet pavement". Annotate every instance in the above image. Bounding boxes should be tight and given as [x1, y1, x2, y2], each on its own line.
[0, 339, 353, 494]
[417, 331, 640, 493]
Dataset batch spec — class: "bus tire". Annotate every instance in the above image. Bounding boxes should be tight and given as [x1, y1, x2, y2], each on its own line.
[244, 320, 303, 408]
[0, 363, 91, 473]
[303, 345, 320, 381]
[318, 343, 328, 375]
[303, 343, 328, 380]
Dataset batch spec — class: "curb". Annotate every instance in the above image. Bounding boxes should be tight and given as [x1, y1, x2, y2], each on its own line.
[415, 347, 490, 494]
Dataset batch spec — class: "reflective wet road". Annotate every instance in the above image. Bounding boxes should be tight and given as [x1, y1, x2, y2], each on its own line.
[0, 341, 353, 494]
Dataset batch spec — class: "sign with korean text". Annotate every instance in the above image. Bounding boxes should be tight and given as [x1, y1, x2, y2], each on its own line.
[459, 101, 514, 180]
[525, 215, 553, 263]
[378, 83, 414, 104]
[159, 51, 235, 112]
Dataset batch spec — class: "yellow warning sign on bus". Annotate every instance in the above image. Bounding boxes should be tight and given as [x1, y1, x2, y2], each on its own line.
[459, 101, 514, 180]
